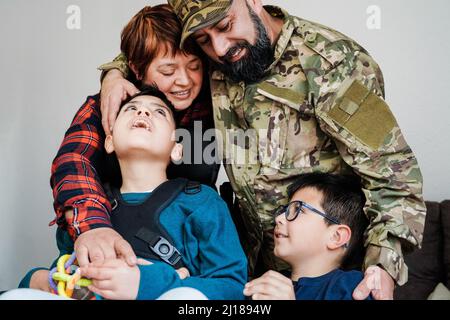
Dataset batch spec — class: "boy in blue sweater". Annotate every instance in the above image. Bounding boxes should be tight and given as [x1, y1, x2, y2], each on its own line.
[22, 86, 247, 300]
[244, 173, 373, 300]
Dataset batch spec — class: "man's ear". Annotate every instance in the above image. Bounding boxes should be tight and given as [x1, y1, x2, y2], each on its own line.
[170, 143, 183, 163]
[129, 62, 142, 80]
[104, 135, 115, 154]
[327, 225, 352, 250]
[247, 0, 264, 15]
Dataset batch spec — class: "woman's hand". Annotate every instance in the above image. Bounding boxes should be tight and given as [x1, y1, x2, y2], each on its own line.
[100, 69, 140, 135]
[74, 226, 137, 268]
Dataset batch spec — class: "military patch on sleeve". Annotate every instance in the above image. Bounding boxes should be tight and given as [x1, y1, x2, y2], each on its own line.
[328, 80, 397, 150]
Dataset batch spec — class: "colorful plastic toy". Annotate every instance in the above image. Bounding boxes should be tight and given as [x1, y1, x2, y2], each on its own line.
[48, 252, 93, 299]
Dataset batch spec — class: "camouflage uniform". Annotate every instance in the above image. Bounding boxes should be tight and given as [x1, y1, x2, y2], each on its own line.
[99, 1, 426, 285]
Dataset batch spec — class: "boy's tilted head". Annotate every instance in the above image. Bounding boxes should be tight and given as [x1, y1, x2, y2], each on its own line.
[105, 85, 182, 165]
[274, 172, 369, 271]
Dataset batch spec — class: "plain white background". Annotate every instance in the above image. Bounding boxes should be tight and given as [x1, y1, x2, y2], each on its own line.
[0, 0, 449, 290]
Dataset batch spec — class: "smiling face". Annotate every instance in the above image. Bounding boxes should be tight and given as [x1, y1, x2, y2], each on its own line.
[105, 94, 179, 163]
[121, 5, 205, 112]
[139, 52, 203, 111]
[191, 0, 273, 83]
[274, 187, 332, 266]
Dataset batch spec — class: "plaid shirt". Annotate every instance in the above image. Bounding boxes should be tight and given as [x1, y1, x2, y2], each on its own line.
[50, 92, 213, 240]
[50, 94, 111, 239]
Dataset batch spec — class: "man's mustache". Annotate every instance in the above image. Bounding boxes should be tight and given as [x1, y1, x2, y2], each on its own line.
[219, 43, 248, 64]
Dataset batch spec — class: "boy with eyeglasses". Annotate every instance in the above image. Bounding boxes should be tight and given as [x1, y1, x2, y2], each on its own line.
[244, 172, 373, 300]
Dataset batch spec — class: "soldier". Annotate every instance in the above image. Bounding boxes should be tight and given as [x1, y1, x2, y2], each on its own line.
[98, 0, 426, 300]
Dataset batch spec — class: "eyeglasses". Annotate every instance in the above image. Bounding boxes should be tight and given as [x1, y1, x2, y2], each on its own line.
[274, 200, 340, 225]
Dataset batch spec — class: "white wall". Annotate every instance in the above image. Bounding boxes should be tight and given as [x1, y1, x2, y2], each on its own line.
[0, 0, 449, 290]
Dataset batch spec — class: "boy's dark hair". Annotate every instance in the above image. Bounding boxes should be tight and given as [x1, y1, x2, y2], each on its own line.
[287, 172, 369, 270]
[103, 85, 177, 188]
[119, 84, 176, 118]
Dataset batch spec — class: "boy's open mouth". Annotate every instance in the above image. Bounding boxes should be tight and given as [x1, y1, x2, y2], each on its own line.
[131, 117, 152, 132]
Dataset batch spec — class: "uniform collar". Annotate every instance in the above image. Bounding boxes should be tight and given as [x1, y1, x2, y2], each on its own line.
[264, 6, 295, 71]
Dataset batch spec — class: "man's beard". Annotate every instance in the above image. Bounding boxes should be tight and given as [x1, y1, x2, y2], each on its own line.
[212, 5, 274, 84]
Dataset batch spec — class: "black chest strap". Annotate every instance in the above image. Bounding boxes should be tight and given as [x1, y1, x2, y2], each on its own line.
[104, 178, 201, 269]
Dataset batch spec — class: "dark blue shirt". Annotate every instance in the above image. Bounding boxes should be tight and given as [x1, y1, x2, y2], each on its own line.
[294, 269, 372, 300]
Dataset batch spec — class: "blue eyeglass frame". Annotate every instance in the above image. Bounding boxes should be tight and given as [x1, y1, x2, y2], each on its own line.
[275, 200, 340, 225]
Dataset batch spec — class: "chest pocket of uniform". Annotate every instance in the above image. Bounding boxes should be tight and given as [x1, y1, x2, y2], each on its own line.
[326, 80, 398, 151]
[255, 83, 305, 171]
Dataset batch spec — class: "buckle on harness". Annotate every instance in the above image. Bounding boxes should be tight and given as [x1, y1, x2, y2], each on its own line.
[135, 228, 182, 267]
[150, 237, 182, 266]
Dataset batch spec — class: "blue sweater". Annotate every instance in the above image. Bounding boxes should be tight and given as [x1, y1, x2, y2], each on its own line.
[20, 184, 248, 300]
[294, 269, 372, 300]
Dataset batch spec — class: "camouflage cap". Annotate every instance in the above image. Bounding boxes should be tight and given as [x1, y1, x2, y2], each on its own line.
[168, 0, 233, 48]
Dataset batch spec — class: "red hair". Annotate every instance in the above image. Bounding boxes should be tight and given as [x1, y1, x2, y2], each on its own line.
[120, 4, 202, 81]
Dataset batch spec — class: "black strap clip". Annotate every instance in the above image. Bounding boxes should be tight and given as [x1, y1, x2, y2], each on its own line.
[135, 228, 182, 267]
[150, 237, 182, 266]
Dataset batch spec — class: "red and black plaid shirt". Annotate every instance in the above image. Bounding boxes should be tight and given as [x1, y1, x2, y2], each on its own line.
[50, 92, 212, 240]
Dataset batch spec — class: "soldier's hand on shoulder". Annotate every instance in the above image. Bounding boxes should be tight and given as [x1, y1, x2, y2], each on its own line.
[353, 265, 394, 300]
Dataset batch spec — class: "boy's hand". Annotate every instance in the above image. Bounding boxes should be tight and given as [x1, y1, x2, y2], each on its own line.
[74, 227, 137, 268]
[353, 265, 394, 300]
[176, 267, 190, 280]
[29, 270, 51, 292]
[244, 270, 295, 300]
[80, 258, 150, 300]
[100, 69, 139, 135]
